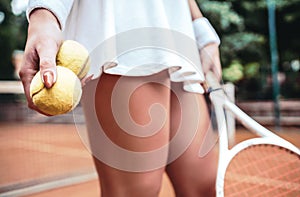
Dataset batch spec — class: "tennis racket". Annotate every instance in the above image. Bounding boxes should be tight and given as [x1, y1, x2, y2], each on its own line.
[204, 71, 300, 197]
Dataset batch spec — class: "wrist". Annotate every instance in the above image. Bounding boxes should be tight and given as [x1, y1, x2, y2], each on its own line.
[193, 17, 221, 50]
[29, 8, 61, 30]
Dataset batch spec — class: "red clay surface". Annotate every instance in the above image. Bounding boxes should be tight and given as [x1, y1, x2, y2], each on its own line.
[0, 123, 299, 196]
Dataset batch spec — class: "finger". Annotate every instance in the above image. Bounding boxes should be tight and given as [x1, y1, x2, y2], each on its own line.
[19, 65, 50, 116]
[42, 70, 56, 89]
[19, 49, 53, 116]
[36, 40, 59, 88]
[81, 74, 94, 87]
[19, 66, 37, 110]
[200, 44, 222, 80]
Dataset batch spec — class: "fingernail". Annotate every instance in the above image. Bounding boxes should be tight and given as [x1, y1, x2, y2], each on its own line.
[43, 71, 54, 88]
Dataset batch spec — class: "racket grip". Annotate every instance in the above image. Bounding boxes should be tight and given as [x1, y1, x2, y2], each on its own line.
[205, 71, 222, 92]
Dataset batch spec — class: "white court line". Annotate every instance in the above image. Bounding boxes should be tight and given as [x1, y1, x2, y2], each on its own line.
[0, 172, 98, 197]
[0, 81, 24, 94]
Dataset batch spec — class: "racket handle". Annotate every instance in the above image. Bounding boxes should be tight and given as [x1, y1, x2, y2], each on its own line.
[205, 71, 222, 92]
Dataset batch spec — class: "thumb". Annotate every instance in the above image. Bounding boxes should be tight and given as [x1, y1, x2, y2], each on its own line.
[42, 69, 56, 89]
[37, 41, 59, 88]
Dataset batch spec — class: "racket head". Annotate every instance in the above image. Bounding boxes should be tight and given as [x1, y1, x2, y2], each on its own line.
[217, 138, 300, 197]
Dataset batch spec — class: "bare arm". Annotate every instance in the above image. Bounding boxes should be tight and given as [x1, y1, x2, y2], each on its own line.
[188, 0, 203, 20]
[188, 0, 222, 79]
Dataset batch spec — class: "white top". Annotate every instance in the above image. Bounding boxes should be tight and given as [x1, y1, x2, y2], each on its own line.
[27, 0, 205, 93]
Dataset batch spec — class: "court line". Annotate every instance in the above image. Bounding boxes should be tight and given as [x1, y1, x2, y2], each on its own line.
[0, 172, 98, 197]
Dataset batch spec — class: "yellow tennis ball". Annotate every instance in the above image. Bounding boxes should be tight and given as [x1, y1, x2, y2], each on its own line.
[56, 40, 90, 79]
[30, 66, 82, 116]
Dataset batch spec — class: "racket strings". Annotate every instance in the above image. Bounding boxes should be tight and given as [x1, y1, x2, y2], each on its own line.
[229, 147, 283, 174]
[225, 166, 300, 196]
[225, 152, 293, 195]
[235, 151, 297, 184]
[224, 144, 300, 196]
[225, 153, 300, 195]
[228, 147, 291, 183]
[226, 147, 300, 195]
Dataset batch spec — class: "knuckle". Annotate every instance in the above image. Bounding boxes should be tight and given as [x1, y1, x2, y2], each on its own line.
[39, 58, 54, 67]
[18, 66, 37, 80]
[36, 39, 58, 52]
[18, 68, 25, 79]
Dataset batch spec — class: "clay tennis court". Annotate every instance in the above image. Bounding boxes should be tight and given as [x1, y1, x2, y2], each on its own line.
[0, 123, 299, 196]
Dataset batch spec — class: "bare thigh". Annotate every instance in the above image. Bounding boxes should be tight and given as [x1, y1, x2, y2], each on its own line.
[81, 71, 172, 197]
[166, 82, 218, 197]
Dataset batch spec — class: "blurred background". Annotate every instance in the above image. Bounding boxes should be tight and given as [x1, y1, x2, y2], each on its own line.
[0, 0, 299, 196]
[1, 0, 299, 98]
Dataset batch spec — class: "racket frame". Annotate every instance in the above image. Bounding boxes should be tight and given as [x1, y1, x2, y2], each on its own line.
[205, 72, 300, 197]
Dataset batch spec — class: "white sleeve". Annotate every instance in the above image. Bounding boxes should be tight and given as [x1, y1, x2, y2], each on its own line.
[26, 0, 75, 30]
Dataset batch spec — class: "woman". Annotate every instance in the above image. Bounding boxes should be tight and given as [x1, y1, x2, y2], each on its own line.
[20, 0, 221, 196]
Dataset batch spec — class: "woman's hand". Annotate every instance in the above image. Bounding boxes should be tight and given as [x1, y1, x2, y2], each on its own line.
[200, 43, 222, 80]
[188, 0, 222, 79]
[19, 8, 63, 115]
